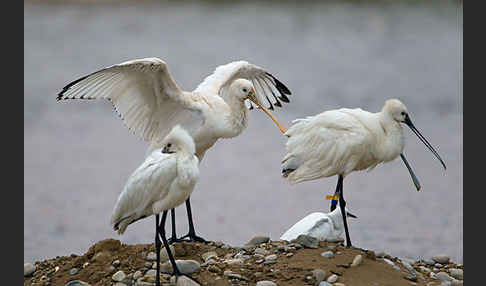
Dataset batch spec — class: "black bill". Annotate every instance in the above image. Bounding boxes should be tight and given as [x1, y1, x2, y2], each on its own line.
[400, 153, 421, 191]
[404, 115, 447, 170]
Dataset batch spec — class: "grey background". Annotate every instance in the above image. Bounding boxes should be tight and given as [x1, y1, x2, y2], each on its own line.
[24, 0, 462, 264]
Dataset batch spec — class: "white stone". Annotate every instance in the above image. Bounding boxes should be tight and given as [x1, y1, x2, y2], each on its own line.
[112, 270, 126, 282]
[327, 274, 338, 283]
[24, 263, 36, 276]
[351, 255, 363, 267]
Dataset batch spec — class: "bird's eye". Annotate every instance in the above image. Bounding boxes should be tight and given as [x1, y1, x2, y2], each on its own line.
[242, 88, 248, 93]
[167, 143, 172, 148]
[401, 112, 406, 116]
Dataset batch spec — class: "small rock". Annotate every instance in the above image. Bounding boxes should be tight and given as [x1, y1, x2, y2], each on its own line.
[375, 251, 385, 258]
[400, 260, 415, 273]
[254, 247, 270, 256]
[435, 272, 453, 282]
[70, 268, 79, 275]
[403, 273, 417, 282]
[65, 281, 91, 286]
[226, 273, 249, 281]
[112, 260, 121, 267]
[146, 252, 157, 261]
[319, 281, 332, 286]
[294, 234, 319, 249]
[383, 258, 395, 266]
[169, 275, 201, 285]
[432, 255, 450, 264]
[160, 245, 175, 263]
[24, 263, 36, 277]
[112, 270, 126, 282]
[424, 259, 435, 265]
[351, 255, 363, 267]
[448, 268, 463, 280]
[114, 283, 128, 286]
[327, 274, 338, 283]
[208, 265, 221, 274]
[450, 279, 463, 286]
[201, 251, 218, 262]
[265, 254, 277, 262]
[420, 266, 432, 273]
[160, 260, 200, 275]
[245, 236, 270, 246]
[312, 269, 326, 283]
[256, 281, 277, 286]
[321, 251, 334, 259]
[334, 283, 346, 286]
[133, 271, 143, 280]
[435, 263, 443, 268]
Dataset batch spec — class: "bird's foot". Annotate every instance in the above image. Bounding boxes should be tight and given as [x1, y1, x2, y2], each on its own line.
[167, 235, 186, 244]
[178, 232, 208, 243]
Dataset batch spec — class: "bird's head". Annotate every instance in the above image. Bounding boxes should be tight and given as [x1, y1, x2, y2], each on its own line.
[383, 98, 446, 170]
[160, 125, 196, 155]
[230, 79, 256, 102]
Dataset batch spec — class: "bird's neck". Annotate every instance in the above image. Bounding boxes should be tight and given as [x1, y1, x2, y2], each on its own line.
[176, 153, 199, 189]
[376, 112, 405, 162]
[220, 94, 248, 138]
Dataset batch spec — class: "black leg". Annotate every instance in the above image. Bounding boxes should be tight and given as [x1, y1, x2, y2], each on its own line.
[330, 175, 342, 212]
[179, 197, 208, 243]
[337, 175, 352, 247]
[158, 210, 199, 284]
[155, 214, 161, 286]
[167, 208, 184, 244]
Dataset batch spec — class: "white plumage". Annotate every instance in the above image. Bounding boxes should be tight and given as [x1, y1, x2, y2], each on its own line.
[110, 125, 199, 235]
[281, 99, 446, 247]
[58, 57, 291, 240]
[282, 99, 445, 184]
[58, 58, 291, 159]
[280, 206, 357, 242]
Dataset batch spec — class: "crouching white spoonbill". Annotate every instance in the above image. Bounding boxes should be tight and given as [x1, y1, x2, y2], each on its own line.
[57, 57, 291, 243]
[280, 206, 357, 243]
[281, 99, 446, 247]
[111, 125, 200, 285]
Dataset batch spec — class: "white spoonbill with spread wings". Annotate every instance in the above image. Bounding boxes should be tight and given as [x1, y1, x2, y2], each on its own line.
[57, 57, 291, 242]
[281, 99, 446, 247]
[111, 125, 199, 285]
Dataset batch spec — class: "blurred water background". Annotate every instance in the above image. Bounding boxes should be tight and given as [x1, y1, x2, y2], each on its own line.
[24, 0, 462, 264]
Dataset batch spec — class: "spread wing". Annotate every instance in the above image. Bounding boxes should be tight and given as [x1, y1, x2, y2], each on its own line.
[194, 60, 292, 110]
[57, 57, 205, 143]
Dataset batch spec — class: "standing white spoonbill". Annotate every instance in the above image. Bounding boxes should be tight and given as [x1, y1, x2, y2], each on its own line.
[280, 206, 357, 242]
[281, 99, 446, 247]
[58, 57, 290, 242]
[111, 125, 199, 285]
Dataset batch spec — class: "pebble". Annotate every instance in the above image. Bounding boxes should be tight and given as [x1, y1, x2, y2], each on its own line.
[226, 273, 249, 281]
[160, 245, 175, 263]
[375, 251, 385, 258]
[113, 283, 127, 286]
[24, 263, 36, 276]
[70, 268, 79, 275]
[169, 275, 201, 286]
[256, 281, 277, 286]
[383, 258, 395, 266]
[265, 254, 277, 262]
[208, 265, 222, 274]
[400, 260, 415, 273]
[432, 255, 450, 264]
[201, 251, 218, 262]
[435, 272, 453, 282]
[160, 260, 201, 274]
[146, 252, 157, 261]
[351, 254, 363, 267]
[319, 282, 332, 286]
[312, 269, 326, 283]
[112, 260, 121, 267]
[294, 234, 319, 249]
[448, 268, 463, 280]
[321, 251, 334, 259]
[419, 266, 432, 273]
[435, 263, 443, 268]
[65, 281, 91, 286]
[245, 235, 270, 246]
[134, 281, 153, 286]
[327, 274, 338, 283]
[403, 273, 417, 282]
[112, 270, 126, 282]
[133, 270, 143, 280]
[334, 284, 346, 286]
[451, 279, 463, 286]
[254, 247, 270, 256]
